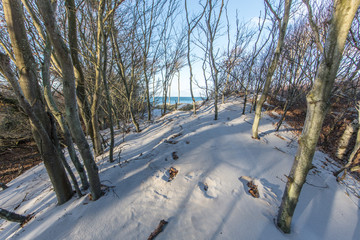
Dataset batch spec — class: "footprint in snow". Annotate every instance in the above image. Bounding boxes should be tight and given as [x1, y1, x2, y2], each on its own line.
[239, 176, 281, 207]
[199, 176, 220, 199]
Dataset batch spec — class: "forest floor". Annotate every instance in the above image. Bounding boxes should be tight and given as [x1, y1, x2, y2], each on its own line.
[0, 142, 41, 184]
[0, 96, 359, 239]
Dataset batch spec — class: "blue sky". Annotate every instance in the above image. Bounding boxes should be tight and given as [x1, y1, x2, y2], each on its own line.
[168, 0, 265, 97]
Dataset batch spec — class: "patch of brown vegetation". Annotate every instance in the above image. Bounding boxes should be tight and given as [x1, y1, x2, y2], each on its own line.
[266, 96, 360, 177]
[0, 87, 42, 184]
[0, 141, 41, 184]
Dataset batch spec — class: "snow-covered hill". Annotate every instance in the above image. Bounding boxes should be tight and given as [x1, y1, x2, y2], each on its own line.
[1, 97, 359, 240]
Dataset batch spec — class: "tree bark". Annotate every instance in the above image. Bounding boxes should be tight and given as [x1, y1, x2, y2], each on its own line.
[252, 0, 292, 139]
[277, 0, 360, 233]
[1, 0, 73, 205]
[37, 0, 102, 200]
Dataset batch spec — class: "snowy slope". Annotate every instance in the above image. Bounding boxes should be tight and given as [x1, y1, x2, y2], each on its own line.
[0, 97, 359, 240]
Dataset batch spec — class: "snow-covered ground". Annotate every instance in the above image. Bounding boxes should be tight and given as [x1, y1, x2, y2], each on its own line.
[1, 97, 359, 240]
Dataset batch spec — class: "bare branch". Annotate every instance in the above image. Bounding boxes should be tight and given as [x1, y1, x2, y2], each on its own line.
[302, 0, 324, 52]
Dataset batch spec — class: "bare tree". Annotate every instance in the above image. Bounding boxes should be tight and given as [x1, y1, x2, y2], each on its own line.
[205, 0, 225, 120]
[277, 0, 360, 233]
[252, 0, 292, 139]
[36, 0, 102, 200]
[185, 0, 207, 113]
[242, 9, 272, 115]
[1, 0, 73, 205]
[20, 0, 89, 191]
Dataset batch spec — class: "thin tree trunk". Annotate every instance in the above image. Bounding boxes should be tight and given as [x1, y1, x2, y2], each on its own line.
[185, 0, 206, 114]
[178, 70, 180, 104]
[277, 0, 360, 233]
[65, 0, 95, 143]
[91, 0, 106, 156]
[252, 0, 292, 139]
[206, 0, 224, 121]
[144, 64, 152, 121]
[102, 33, 114, 163]
[187, 33, 197, 114]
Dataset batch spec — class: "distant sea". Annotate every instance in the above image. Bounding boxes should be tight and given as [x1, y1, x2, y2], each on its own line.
[152, 97, 203, 105]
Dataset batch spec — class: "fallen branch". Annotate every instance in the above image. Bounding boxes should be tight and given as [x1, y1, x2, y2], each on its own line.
[148, 219, 168, 240]
[0, 208, 28, 224]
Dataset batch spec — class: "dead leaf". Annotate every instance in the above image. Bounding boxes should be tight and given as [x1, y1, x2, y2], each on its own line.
[168, 167, 178, 182]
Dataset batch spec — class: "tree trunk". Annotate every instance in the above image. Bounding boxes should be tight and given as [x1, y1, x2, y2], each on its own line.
[144, 63, 152, 121]
[2, 0, 73, 205]
[90, 0, 106, 156]
[334, 101, 360, 178]
[336, 119, 358, 160]
[277, 0, 360, 233]
[102, 33, 115, 163]
[37, 0, 102, 200]
[0, 53, 73, 205]
[0, 208, 27, 224]
[42, 36, 89, 190]
[65, 0, 95, 143]
[252, 0, 292, 139]
[178, 70, 181, 104]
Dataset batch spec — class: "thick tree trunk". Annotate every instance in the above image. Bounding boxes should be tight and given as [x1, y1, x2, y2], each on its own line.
[277, 0, 360, 233]
[1, 0, 72, 205]
[0, 208, 27, 224]
[37, 0, 102, 200]
[252, 0, 292, 139]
